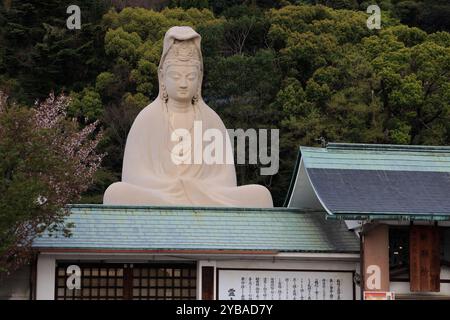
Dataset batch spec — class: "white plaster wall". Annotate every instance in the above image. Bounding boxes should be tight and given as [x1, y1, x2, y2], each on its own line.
[287, 161, 322, 209]
[36, 255, 55, 300]
[215, 258, 358, 271]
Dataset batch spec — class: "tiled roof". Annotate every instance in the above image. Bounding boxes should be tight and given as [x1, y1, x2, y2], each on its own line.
[287, 143, 450, 220]
[32, 205, 359, 253]
[301, 143, 450, 172]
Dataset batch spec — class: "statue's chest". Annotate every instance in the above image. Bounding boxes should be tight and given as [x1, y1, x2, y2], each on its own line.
[162, 130, 202, 178]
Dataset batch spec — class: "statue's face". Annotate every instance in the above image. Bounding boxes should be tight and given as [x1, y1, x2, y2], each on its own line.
[163, 64, 200, 104]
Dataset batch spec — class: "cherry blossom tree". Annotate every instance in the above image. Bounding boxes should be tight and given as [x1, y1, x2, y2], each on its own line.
[0, 92, 104, 277]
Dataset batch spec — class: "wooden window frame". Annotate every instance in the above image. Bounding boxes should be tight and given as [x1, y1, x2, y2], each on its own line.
[55, 262, 197, 300]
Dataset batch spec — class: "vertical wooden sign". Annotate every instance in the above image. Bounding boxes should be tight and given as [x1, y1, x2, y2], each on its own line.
[409, 226, 441, 292]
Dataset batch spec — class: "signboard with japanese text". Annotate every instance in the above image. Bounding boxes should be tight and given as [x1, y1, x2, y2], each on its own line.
[217, 269, 355, 300]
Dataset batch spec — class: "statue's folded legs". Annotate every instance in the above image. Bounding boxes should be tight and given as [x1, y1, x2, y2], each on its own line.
[104, 180, 273, 208]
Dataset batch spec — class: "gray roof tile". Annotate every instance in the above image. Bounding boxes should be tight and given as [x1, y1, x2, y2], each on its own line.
[32, 205, 359, 253]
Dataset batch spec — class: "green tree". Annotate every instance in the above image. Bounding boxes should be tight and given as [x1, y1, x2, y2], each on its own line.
[2, 3, 449, 207]
[0, 92, 104, 276]
[0, 0, 110, 103]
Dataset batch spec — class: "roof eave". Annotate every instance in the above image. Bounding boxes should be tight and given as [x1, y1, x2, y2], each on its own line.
[326, 213, 450, 221]
[34, 247, 360, 255]
[33, 248, 280, 255]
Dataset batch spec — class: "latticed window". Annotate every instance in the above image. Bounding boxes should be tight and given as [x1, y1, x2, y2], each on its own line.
[55, 262, 197, 300]
[132, 265, 197, 300]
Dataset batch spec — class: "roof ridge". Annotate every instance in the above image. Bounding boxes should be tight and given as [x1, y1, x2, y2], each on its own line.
[66, 204, 325, 214]
[325, 142, 450, 153]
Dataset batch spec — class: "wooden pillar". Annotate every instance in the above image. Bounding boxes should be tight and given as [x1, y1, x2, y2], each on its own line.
[123, 264, 133, 300]
[362, 224, 390, 292]
[201, 266, 214, 300]
[409, 225, 441, 292]
[30, 253, 38, 300]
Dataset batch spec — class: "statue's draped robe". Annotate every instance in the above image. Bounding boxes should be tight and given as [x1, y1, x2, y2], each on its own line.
[103, 26, 273, 207]
[104, 98, 273, 207]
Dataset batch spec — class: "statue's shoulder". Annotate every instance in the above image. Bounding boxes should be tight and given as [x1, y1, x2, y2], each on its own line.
[132, 99, 162, 127]
[200, 102, 226, 129]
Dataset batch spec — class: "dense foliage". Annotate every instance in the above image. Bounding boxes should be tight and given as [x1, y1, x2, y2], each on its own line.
[1, 1, 449, 207]
[0, 92, 104, 275]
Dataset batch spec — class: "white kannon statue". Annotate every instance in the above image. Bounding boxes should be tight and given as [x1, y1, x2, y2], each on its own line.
[103, 26, 273, 207]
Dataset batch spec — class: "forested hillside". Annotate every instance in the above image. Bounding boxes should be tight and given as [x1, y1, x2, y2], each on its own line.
[1, 0, 449, 205]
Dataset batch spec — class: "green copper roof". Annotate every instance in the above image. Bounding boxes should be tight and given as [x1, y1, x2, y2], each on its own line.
[32, 205, 359, 253]
[301, 143, 450, 172]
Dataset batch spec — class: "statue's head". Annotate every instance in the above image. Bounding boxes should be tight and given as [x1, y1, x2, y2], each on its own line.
[159, 26, 203, 106]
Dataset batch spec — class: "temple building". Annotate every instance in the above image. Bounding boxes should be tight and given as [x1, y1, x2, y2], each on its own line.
[31, 205, 360, 300]
[2, 142, 449, 300]
[287, 143, 450, 299]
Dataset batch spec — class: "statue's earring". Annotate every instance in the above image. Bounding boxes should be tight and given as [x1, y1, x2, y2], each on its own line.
[161, 84, 169, 103]
[191, 93, 199, 106]
[191, 87, 200, 106]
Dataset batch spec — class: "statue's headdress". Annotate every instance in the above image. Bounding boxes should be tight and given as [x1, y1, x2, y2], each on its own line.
[162, 39, 201, 68]
[158, 26, 203, 103]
